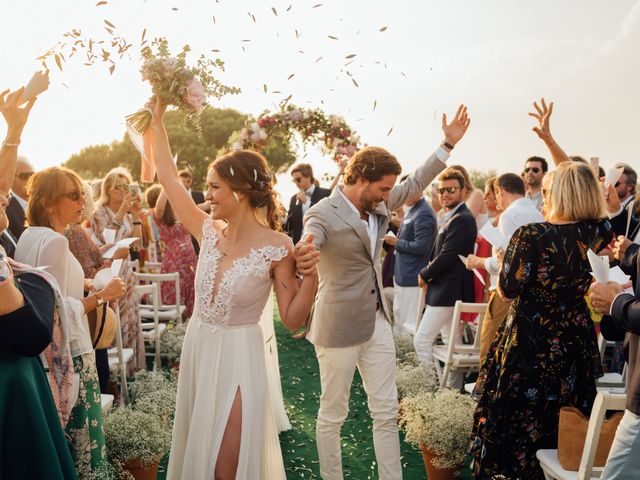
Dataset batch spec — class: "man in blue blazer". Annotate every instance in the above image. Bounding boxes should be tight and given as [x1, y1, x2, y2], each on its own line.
[415, 168, 476, 381]
[384, 177, 436, 335]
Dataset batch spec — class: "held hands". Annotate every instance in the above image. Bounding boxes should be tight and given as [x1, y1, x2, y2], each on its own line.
[528, 98, 554, 143]
[294, 234, 320, 277]
[98, 277, 126, 302]
[441, 104, 471, 147]
[589, 281, 626, 315]
[613, 235, 632, 260]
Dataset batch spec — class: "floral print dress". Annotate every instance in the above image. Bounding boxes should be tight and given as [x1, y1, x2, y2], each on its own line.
[470, 219, 612, 479]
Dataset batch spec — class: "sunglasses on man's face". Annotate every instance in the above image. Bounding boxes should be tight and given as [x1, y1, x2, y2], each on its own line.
[293, 177, 305, 184]
[437, 186, 461, 195]
[524, 167, 541, 174]
[15, 172, 34, 181]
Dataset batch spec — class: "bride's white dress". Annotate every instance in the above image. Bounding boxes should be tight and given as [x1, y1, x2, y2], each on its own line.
[167, 218, 289, 479]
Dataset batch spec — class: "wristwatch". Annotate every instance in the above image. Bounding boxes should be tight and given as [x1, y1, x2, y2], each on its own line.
[95, 293, 105, 307]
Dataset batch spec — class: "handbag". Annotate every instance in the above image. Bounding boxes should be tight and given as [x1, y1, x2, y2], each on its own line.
[557, 406, 623, 470]
[87, 303, 117, 349]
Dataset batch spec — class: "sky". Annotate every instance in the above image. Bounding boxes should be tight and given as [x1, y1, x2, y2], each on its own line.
[2, 0, 640, 199]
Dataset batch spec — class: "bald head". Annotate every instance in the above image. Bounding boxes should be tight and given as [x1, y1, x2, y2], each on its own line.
[12, 157, 34, 199]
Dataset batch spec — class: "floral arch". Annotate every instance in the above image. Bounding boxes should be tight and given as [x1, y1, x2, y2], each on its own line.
[227, 104, 361, 172]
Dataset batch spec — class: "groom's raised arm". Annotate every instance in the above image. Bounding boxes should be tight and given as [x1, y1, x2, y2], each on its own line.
[388, 104, 471, 212]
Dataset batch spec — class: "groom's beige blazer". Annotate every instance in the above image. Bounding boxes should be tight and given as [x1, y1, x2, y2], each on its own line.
[303, 152, 447, 348]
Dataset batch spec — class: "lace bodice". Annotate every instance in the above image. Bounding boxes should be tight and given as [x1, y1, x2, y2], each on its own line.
[193, 218, 290, 331]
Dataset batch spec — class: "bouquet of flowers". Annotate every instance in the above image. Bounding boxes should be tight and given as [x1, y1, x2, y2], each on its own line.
[126, 37, 240, 134]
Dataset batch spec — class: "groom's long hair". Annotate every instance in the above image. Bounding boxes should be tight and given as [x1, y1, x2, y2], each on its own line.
[343, 147, 401, 186]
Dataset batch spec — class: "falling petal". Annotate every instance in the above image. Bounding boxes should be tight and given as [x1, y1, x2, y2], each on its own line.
[314, 56, 323, 63]
[387, 126, 394, 136]
[263, 84, 267, 93]
[212, 15, 216, 23]
[352, 78, 359, 87]
[345, 54, 356, 59]
[96, 1, 107, 5]
[104, 19, 115, 28]
[271, 6, 278, 16]
[172, 6, 178, 10]
[298, 50, 305, 54]
[287, 4, 292, 11]
[295, 29, 301, 38]
[241, 39, 251, 42]
[287, 73, 295, 80]
[328, 35, 338, 40]
[373, 100, 377, 111]
[312, 3, 322, 7]
[211, 49, 221, 52]
[401, 72, 407, 78]
[380, 26, 388, 32]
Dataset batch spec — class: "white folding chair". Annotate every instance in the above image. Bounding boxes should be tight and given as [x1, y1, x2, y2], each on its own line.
[596, 334, 627, 390]
[537, 391, 626, 480]
[107, 304, 134, 404]
[134, 283, 165, 371]
[142, 261, 162, 274]
[432, 301, 488, 388]
[134, 272, 186, 325]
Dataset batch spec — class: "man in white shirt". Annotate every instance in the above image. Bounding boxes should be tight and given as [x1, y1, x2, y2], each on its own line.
[7, 157, 33, 240]
[466, 173, 544, 363]
[523, 156, 547, 211]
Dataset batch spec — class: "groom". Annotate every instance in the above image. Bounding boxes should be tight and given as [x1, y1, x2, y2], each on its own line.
[296, 105, 471, 479]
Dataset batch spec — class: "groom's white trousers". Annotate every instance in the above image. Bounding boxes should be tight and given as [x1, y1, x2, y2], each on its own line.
[314, 310, 402, 480]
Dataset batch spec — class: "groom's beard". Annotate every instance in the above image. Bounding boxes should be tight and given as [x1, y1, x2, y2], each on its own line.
[359, 189, 382, 213]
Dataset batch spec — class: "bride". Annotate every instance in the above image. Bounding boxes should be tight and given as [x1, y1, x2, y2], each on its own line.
[144, 100, 319, 479]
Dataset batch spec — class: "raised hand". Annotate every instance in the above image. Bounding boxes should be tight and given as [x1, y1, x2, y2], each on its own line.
[528, 98, 554, 142]
[295, 234, 320, 276]
[441, 104, 471, 146]
[0, 87, 36, 136]
[613, 235, 632, 260]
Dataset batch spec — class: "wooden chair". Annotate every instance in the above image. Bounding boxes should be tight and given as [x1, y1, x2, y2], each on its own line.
[135, 283, 165, 371]
[536, 391, 626, 480]
[134, 272, 186, 325]
[107, 304, 134, 404]
[432, 301, 488, 388]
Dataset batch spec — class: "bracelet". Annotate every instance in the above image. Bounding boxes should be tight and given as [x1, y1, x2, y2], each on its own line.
[442, 140, 455, 150]
[2, 140, 20, 148]
[133, 221, 142, 225]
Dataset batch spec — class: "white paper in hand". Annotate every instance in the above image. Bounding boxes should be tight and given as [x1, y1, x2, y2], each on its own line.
[110, 259, 123, 277]
[93, 268, 113, 291]
[102, 237, 138, 259]
[103, 228, 117, 245]
[386, 231, 396, 238]
[604, 167, 625, 189]
[458, 254, 486, 286]
[479, 222, 508, 249]
[22, 71, 49, 102]
[587, 249, 609, 283]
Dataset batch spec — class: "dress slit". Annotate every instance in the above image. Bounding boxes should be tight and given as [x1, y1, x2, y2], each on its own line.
[214, 386, 243, 479]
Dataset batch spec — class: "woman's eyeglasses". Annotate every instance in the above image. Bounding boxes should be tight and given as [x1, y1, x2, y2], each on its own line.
[437, 186, 461, 195]
[60, 190, 85, 202]
[524, 167, 540, 174]
[14, 172, 34, 181]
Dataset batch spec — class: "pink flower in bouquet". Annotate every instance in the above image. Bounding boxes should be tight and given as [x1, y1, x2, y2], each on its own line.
[240, 128, 249, 140]
[250, 131, 263, 144]
[345, 144, 357, 156]
[287, 109, 303, 122]
[184, 78, 207, 114]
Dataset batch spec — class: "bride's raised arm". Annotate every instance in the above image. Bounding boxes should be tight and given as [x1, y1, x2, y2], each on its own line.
[144, 99, 209, 242]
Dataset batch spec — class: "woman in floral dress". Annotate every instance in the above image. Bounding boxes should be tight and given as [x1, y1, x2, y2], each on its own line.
[154, 188, 197, 319]
[470, 162, 613, 479]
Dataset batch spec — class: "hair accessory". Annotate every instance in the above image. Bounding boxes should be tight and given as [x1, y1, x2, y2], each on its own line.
[230, 166, 235, 176]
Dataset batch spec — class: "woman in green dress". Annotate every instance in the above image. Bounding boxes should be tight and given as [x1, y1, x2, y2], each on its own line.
[0, 247, 77, 479]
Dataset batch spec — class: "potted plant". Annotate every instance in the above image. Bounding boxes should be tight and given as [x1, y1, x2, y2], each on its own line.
[161, 323, 187, 369]
[103, 406, 171, 480]
[393, 333, 416, 364]
[130, 370, 178, 428]
[400, 389, 476, 479]
[396, 361, 439, 400]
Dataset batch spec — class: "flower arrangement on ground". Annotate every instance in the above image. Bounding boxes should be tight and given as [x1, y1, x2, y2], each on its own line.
[103, 405, 171, 470]
[400, 388, 476, 471]
[228, 103, 360, 166]
[129, 370, 178, 428]
[126, 37, 240, 135]
[161, 322, 187, 365]
[396, 361, 439, 399]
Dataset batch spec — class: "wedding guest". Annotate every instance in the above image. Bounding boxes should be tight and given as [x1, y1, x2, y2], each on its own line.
[590, 255, 640, 478]
[384, 176, 436, 336]
[154, 188, 197, 319]
[143, 183, 163, 263]
[92, 167, 145, 371]
[6, 157, 33, 240]
[284, 163, 331, 244]
[470, 162, 613, 479]
[523, 156, 547, 211]
[15, 166, 125, 478]
[483, 176, 500, 222]
[66, 183, 128, 394]
[465, 173, 544, 364]
[0, 256, 78, 480]
[179, 169, 208, 254]
[299, 105, 470, 480]
[381, 206, 404, 317]
[414, 168, 476, 383]
[606, 163, 638, 237]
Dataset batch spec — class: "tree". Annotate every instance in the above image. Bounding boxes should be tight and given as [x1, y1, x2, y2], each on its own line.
[469, 169, 498, 190]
